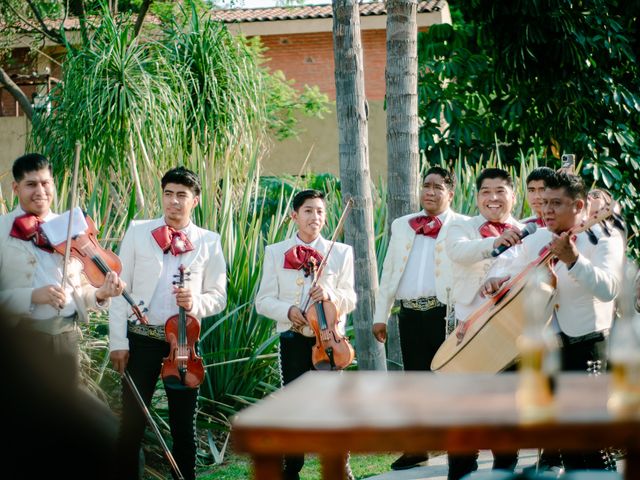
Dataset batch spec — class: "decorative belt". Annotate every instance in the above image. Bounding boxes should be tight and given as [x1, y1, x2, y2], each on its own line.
[400, 296, 444, 312]
[127, 322, 166, 340]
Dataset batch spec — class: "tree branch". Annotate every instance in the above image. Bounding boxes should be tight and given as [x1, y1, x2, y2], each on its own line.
[24, 0, 67, 45]
[133, 0, 153, 38]
[0, 67, 33, 120]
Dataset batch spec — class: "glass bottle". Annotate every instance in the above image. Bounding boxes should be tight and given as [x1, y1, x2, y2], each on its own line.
[607, 313, 640, 418]
[516, 268, 559, 423]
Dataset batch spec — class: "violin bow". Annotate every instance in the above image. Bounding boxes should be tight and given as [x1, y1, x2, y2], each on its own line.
[300, 197, 354, 312]
[59, 141, 82, 308]
[123, 372, 186, 480]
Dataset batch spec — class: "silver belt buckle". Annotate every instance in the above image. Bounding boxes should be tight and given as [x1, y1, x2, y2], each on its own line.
[127, 322, 165, 340]
[402, 296, 442, 311]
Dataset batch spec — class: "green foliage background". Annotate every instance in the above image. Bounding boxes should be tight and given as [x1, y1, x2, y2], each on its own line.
[418, 0, 640, 258]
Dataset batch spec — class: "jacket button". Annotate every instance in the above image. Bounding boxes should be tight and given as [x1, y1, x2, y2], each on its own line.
[435, 269, 441, 276]
[402, 256, 408, 262]
[296, 278, 304, 286]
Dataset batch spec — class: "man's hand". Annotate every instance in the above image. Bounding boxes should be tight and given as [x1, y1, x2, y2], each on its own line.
[492, 228, 522, 250]
[309, 285, 329, 303]
[32, 284, 66, 309]
[173, 286, 193, 312]
[372, 323, 387, 343]
[480, 276, 511, 298]
[96, 271, 125, 303]
[109, 349, 129, 375]
[287, 305, 308, 329]
[549, 232, 579, 266]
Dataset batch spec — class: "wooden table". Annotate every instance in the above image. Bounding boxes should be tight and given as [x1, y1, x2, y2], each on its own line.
[231, 371, 640, 479]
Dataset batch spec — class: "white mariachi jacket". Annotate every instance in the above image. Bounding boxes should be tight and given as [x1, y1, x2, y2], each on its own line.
[255, 235, 357, 335]
[0, 207, 104, 324]
[492, 227, 624, 338]
[108, 217, 227, 351]
[373, 209, 468, 325]
[445, 214, 525, 306]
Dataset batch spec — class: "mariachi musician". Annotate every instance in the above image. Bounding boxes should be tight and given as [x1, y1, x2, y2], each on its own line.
[109, 166, 227, 480]
[255, 189, 357, 480]
[522, 166, 555, 227]
[372, 166, 467, 471]
[482, 172, 625, 471]
[0, 153, 123, 390]
[443, 167, 524, 479]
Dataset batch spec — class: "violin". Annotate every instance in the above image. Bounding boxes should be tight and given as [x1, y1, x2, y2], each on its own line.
[52, 214, 148, 324]
[305, 257, 355, 371]
[161, 264, 205, 389]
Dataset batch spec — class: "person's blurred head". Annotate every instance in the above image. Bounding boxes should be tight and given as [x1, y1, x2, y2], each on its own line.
[12, 153, 55, 218]
[476, 168, 515, 223]
[587, 188, 613, 216]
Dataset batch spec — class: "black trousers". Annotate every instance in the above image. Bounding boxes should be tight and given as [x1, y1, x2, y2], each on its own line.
[398, 304, 446, 372]
[279, 330, 317, 478]
[114, 332, 199, 480]
[555, 332, 611, 471]
[397, 306, 518, 477]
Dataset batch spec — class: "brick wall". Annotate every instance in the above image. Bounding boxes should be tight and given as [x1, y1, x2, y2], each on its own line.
[0, 47, 62, 117]
[256, 29, 387, 101]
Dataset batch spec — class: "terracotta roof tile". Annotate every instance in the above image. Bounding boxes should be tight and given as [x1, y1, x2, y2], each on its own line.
[4, 1, 445, 33]
[210, 1, 445, 23]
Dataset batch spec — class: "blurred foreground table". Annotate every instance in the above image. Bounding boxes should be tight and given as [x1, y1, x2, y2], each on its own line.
[231, 371, 640, 479]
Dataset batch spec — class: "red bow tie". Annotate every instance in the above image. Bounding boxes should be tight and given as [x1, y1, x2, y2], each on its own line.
[151, 225, 194, 256]
[10, 213, 54, 253]
[479, 221, 515, 238]
[409, 215, 442, 238]
[284, 245, 324, 277]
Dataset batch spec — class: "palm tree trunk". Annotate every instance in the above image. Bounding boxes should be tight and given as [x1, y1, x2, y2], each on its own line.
[332, 0, 386, 371]
[384, 0, 420, 370]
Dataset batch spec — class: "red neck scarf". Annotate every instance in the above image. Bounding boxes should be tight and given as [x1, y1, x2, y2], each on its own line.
[151, 225, 194, 256]
[283, 245, 324, 277]
[409, 215, 443, 238]
[10, 213, 53, 253]
[479, 221, 515, 238]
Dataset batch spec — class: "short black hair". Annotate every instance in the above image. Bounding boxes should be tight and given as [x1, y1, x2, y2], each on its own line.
[526, 166, 555, 185]
[545, 172, 587, 201]
[292, 189, 325, 211]
[161, 167, 201, 197]
[476, 168, 513, 191]
[12, 153, 52, 182]
[424, 166, 456, 191]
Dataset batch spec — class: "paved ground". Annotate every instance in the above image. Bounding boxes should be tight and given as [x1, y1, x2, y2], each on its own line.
[366, 449, 536, 480]
[366, 449, 624, 479]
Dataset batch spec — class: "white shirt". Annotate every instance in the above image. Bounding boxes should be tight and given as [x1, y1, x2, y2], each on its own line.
[147, 221, 196, 326]
[396, 210, 451, 300]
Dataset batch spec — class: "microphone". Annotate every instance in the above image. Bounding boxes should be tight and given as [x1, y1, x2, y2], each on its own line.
[490, 222, 538, 257]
